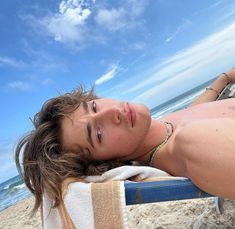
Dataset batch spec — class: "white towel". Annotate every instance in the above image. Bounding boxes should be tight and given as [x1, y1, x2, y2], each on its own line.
[42, 165, 183, 229]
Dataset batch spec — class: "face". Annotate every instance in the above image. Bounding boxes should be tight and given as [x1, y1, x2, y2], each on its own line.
[61, 98, 151, 161]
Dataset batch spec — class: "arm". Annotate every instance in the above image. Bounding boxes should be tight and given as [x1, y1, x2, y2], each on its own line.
[189, 68, 235, 107]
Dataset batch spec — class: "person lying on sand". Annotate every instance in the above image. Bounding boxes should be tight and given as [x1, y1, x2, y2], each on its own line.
[15, 68, 235, 214]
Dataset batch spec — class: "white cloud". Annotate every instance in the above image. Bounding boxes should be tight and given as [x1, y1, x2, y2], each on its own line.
[131, 21, 235, 107]
[219, 3, 235, 22]
[193, 1, 223, 17]
[95, 20, 235, 106]
[0, 56, 25, 68]
[8, 81, 31, 91]
[210, 1, 223, 8]
[95, 0, 146, 32]
[165, 19, 192, 43]
[95, 64, 119, 85]
[95, 8, 127, 32]
[41, 0, 94, 43]
[129, 42, 146, 51]
[21, 0, 147, 48]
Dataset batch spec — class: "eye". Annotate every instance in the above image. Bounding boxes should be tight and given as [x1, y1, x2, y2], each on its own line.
[96, 127, 102, 143]
[92, 101, 97, 113]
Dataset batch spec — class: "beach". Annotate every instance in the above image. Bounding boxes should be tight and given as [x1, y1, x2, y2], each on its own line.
[127, 199, 235, 228]
[0, 197, 234, 228]
[0, 197, 41, 229]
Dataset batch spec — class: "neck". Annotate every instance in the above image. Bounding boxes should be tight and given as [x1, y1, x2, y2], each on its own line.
[133, 118, 168, 163]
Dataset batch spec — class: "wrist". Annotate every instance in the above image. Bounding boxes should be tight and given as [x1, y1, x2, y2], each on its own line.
[212, 73, 230, 89]
[220, 72, 232, 85]
[205, 87, 219, 96]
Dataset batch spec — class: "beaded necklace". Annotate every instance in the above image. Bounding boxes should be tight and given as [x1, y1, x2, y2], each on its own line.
[148, 121, 174, 166]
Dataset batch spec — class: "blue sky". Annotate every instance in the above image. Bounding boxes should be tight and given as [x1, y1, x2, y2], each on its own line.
[1, 0, 235, 183]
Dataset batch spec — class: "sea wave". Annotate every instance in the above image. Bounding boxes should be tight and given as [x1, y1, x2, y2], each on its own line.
[3, 184, 10, 190]
[13, 183, 25, 190]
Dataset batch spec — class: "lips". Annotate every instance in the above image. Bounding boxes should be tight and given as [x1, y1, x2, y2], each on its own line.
[126, 102, 136, 127]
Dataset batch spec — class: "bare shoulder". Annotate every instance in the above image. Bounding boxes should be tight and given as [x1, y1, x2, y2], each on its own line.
[172, 117, 235, 168]
[175, 118, 235, 141]
[171, 118, 235, 199]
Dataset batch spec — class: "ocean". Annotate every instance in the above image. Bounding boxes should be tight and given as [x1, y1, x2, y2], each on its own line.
[0, 79, 214, 212]
[0, 175, 31, 212]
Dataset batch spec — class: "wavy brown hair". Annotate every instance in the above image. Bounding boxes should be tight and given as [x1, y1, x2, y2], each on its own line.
[15, 86, 126, 215]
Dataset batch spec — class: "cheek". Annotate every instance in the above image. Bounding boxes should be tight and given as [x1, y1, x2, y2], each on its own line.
[106, 132, 138, 152]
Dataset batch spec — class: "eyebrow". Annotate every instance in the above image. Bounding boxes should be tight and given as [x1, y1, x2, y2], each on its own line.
[82, 101, 89, 113]
[82, 101, 95, 149]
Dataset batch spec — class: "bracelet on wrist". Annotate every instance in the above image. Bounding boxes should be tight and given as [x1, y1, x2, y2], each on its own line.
[206, 87, 220, 96]
[222, 72, 231, 84]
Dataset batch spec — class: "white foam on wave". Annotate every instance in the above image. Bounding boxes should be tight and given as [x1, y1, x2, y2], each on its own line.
[152, 89, 204, 119]
[3, 185, 10, 190]
[13, 183, 25, 190]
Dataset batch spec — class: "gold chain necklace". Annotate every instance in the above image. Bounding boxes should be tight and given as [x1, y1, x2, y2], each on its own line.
[148, 121, 174, 166]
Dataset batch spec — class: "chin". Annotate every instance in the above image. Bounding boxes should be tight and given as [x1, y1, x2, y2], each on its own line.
[136, 103, 150, 113]
[140, 104, 151, 118]
[138, 105, 151, 129]
[131, 103, 151, 127]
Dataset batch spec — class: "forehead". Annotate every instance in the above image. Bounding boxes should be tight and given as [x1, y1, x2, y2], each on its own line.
[60, 98, 119, 150]
[60, 104, 86, 151]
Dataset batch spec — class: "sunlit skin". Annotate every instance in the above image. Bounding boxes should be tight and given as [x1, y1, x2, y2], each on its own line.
[62, 68, 235, 200]
[61, 98, 163, 161]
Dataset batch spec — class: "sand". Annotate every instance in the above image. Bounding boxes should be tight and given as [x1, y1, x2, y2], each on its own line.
[127, 198, 235, 229]
[0, 197, 41, 229]
[0, 197, 235, 228]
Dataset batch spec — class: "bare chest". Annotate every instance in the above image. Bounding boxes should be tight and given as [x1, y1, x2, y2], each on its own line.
[156, 98, 235, 175]
[162, 98, 235, 128]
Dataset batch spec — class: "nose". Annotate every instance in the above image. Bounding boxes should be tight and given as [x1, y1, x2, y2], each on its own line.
[91, 107, 121, 125]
